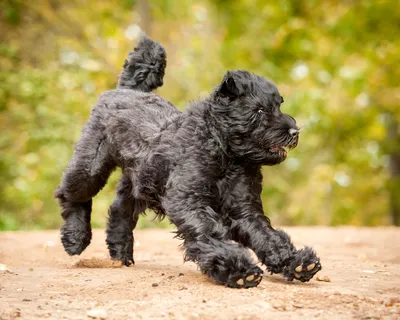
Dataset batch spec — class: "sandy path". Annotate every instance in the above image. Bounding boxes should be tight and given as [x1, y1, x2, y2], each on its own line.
[1, 227, 399, 319]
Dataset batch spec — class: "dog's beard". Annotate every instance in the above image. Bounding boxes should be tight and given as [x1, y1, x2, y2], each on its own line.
[268, 133, 299, 159]
[251, 131, 299, 165]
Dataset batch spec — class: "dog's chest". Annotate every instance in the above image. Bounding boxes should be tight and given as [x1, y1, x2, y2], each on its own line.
[215, 167, 243, 215]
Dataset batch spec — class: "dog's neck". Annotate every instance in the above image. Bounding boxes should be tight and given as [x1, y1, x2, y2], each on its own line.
[181, 99, 230, 166]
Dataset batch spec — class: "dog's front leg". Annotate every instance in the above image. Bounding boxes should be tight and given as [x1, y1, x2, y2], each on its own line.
[226, 167, 321, 282]
[231, 214, 321, 282]
[162, 169, 263, 288]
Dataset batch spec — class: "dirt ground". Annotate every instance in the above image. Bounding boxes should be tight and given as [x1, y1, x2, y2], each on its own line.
[1, 227, 399, 320]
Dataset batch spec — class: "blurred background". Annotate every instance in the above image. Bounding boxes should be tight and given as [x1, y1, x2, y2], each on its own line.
[0, 0, 399, 230]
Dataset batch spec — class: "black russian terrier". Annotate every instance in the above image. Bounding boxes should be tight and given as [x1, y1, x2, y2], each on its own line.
[55, 35, 321, 288]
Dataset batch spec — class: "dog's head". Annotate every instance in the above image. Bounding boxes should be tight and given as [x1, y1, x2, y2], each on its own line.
[211, 70, 299, 165]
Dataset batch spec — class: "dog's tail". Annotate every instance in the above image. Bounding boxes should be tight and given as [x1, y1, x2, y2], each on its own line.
[117, 34, 166, 92]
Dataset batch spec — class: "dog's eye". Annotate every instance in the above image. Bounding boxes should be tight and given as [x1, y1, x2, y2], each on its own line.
[257, 109, 264, 114]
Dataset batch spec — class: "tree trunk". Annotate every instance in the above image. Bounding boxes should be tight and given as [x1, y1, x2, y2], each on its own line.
[388, 114, 400, 226]
[137, 0, 151, 36]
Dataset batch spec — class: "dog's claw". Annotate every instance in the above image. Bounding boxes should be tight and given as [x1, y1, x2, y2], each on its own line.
[295, 265, 302, 272]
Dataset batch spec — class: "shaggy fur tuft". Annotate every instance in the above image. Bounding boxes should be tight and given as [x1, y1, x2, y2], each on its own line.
[117, 34, 166, 92]
[55, 36, 321, 288]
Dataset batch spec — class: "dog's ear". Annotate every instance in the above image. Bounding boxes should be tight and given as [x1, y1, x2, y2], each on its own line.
[219, 71, 242, 98]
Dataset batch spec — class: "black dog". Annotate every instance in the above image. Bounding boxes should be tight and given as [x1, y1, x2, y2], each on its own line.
[55, 35, 321, 288]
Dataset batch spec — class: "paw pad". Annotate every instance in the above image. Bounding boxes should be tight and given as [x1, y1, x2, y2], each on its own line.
[293, 261, 321, 282]
[229, 271, 263, 289]
[246, 275, 255, 281]
[306, 263, 315, 271]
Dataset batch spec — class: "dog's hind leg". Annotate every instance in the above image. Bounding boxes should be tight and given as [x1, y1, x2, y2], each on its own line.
[55, 127, 116, 256]
[106, 175, 147, 266]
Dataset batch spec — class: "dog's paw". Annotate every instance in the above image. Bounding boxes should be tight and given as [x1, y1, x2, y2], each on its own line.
[109, 257, 134, 267]
[121, 257, 135, 267]
[61, 226, 92, 256]
[108, 252, 134, 267]
[107, 242, 135, 267]
[226, 266, 263, 289]
[283, 247, 321, 282]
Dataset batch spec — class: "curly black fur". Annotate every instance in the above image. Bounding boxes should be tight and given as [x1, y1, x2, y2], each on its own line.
[117, 34, 166, 91]
[55, 35, 321, 288]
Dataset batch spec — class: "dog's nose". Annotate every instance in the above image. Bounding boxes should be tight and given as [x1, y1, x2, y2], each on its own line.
[289, 128, 299, 137]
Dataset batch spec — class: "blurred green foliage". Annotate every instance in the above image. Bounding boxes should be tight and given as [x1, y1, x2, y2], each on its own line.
[0, 0, 399, 230]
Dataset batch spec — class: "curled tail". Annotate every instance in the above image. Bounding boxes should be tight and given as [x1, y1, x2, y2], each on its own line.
[117, 34, 166, 92]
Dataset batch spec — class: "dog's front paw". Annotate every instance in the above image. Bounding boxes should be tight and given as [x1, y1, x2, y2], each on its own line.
[283, 247, 321, 282]
[61, 221, 92, 256]
[226, 266, 263, 289]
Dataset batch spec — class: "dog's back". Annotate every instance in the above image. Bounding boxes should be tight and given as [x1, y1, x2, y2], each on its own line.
[93, 89, 181, 166]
